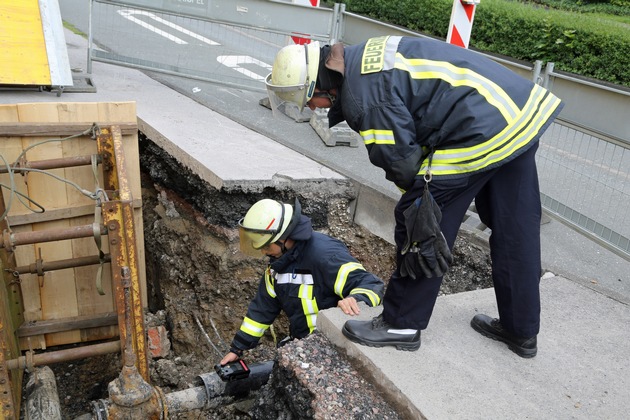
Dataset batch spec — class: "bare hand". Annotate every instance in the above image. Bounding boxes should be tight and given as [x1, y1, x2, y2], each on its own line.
[220, 351, 239, 366]
[337, 296, 360, 316]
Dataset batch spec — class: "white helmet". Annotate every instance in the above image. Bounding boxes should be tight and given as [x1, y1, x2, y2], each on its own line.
[265, 41, 320, 116]
[238, 199, 302, 255]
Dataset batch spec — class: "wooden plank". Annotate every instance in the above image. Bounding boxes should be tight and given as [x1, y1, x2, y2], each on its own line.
[6, 198, 142, 227]
[0, 104, 19, 121]
[70, 214, 117, 342]
[17, 102, 80, 347]
[58, 103, 102, 213]
[64, 103, 125, 341]
[0, 122, 138, 137]
[0, 105, 30, 221]
[17, 312, 117, 337]
[1, 104, 47, 350]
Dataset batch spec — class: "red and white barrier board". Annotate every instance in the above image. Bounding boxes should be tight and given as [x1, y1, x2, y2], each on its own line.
[446, 0, 480, 49]
[293, 0, 320, 5]
[291, 0, 320, 44]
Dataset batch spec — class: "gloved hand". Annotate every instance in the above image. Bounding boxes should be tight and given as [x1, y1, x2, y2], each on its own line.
[400, 186, 453, 279]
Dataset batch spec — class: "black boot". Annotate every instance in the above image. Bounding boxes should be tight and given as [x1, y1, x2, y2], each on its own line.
[342, 313, 421, 351]
[470, 314, 537, 358]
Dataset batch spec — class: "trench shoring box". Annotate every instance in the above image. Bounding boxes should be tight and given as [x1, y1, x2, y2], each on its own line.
[0, 101, 146, 353]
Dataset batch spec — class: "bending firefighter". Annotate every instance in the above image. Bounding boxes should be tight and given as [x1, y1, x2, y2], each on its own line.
[220, 198, 384, 365]
[265, 36, 564, 357]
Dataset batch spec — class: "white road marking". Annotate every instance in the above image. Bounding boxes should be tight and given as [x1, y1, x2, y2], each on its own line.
[217, 55, 272, 81]
[118, 9, 219, 45]
[116, 9, 271, 82]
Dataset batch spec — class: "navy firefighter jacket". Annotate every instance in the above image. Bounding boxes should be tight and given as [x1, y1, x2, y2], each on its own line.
[327, 36, 564, 190]
[230, 230, 384, 352]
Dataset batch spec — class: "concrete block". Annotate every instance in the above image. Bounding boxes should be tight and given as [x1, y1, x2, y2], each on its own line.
[310, 108, 360, 147]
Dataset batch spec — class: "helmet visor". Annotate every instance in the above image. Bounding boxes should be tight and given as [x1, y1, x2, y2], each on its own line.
[265, 73, 312, 117]
[237, 203, 285, 256]
[238, 225, 271, 257]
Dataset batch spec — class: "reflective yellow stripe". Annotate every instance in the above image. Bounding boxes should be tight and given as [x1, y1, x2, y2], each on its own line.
[420, 85, 562, 176]
[239, 317, 269, 338]
[298, 284, 313, 300]
[349, 288, 381, 307]
[301, 297, 319, 334]
[394, 55, 519, 123]
[360, 129, 396, 145]
[334, 262, 365, 298]
[429, 84, 548, 162]
[264, 267, 277, 298]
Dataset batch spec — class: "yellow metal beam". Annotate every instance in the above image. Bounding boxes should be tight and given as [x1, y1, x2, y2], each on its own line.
[0, 0, 52, 85]
[98, 126, 149, 381]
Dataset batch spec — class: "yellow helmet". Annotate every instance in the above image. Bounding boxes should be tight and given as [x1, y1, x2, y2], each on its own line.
[238, 199, 302, 255]
[265, 41, 320, 115]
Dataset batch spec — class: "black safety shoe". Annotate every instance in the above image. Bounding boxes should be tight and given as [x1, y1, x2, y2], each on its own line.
[470, 314, 537, 358]
[342, 313, 421, 351]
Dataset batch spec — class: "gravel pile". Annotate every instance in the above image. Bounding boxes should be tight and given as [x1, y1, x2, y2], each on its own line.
[251, 331, 401, 419]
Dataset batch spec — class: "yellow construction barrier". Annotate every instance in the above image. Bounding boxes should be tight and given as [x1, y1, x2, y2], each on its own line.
[0, 0, 71, 87]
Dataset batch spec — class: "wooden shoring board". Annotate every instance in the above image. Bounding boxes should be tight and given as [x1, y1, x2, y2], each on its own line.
[17, 102, 80, 348]
[0, 101, 144, 350]
[0, 104, 47, 350]
[57, 104, 118, 343]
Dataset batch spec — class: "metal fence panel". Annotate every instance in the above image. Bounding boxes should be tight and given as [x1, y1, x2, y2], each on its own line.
[100, 0, 337, 37]
[537, 122, 630, 259]
[91, 0, 339, 91]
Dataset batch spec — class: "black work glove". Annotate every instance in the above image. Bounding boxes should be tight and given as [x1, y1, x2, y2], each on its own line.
[400, 186, 453, 279]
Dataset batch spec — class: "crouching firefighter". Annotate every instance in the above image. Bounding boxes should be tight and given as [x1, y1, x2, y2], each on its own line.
[219, 198, 384, 365]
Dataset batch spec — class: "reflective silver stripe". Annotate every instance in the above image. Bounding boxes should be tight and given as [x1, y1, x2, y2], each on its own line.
[360, 128, 395, 145]
[275, 272, 314, 285]
[240, 316, 269, 338]
[349, 287, 381, 306]
[334, 262, 365, 298]
[382, 36, 402, 71]
[394, 55, 519, 123]
[298, 284, 313, 300]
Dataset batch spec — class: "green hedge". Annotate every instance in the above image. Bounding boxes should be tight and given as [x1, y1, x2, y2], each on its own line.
[331, 0, 630, 87]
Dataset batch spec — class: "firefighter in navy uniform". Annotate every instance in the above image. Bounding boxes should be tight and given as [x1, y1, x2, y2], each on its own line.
[220, 198, 384, 365]
[265, 36, 564, 357]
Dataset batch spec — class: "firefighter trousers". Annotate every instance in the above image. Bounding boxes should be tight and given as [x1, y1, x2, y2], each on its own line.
[383, 142, 541, 338]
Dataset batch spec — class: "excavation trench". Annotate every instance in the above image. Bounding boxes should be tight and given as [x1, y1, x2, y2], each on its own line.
[36, 133, 493, 419]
